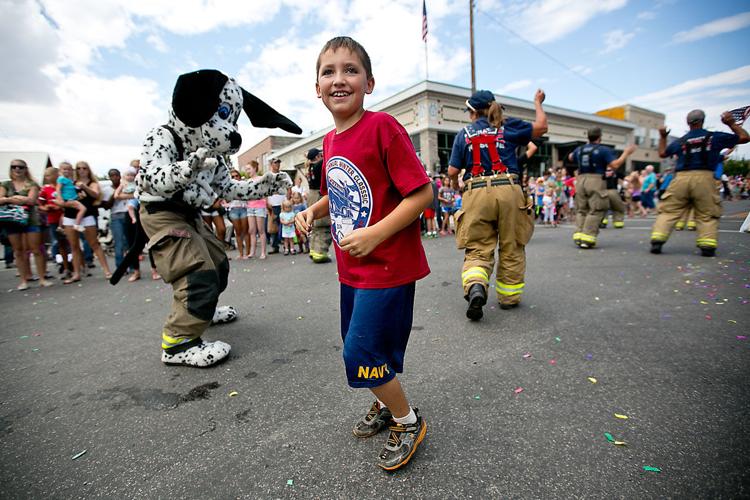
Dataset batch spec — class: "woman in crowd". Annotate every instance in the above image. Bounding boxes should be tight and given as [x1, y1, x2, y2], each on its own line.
[626, 170, 647, 217]
[244, 161, 268, 259]
[58, 161, 111, 284]
[227, 169, 249, 258]
[0, 159, 52, 290]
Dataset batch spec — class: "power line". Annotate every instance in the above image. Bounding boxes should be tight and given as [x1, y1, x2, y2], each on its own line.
[476, 8, 626, 102]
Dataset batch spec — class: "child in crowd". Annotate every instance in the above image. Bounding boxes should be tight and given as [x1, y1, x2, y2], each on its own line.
[291, 191, 308, 253]
[535, 176, 545, 219]
[295, 36, 432, 471]
[542, 187, 556, 226]
[438, 177, 456, 235]
[114, 167, 139, 224]
[56, 163, 86, 232]
[279, 199, 296, 255]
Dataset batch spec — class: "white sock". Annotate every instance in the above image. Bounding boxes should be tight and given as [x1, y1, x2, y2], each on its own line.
[377, 399, 387, 409]
[393, 407, 417, 425]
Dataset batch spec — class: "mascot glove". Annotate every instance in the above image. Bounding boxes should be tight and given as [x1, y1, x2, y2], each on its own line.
[189, 147, 219, 171]
[273, 171, 293, 193]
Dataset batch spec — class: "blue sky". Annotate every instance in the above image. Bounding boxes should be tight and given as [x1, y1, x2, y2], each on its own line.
[1, 0, 749, 174]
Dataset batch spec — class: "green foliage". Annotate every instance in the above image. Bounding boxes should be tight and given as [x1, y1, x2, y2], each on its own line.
[724, 158, 749, 176]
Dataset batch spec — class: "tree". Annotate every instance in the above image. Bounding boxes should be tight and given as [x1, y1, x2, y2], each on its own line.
[724, 158, 749, 177]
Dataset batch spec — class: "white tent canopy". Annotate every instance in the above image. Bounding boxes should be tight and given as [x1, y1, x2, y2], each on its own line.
[0, 152, 53, 184]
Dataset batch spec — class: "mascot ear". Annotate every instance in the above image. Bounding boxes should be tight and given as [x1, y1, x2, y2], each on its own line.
[172, 70, 229, 128]
[241, 89, 302, 135]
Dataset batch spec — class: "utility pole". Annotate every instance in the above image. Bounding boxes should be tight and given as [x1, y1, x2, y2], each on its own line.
[469, 0, 476, 92]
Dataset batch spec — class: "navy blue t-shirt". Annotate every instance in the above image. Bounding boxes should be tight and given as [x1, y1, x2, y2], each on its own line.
[571, 144, 616, 175]
[449, 117, 533, 180]
[664, 129, 739, 172]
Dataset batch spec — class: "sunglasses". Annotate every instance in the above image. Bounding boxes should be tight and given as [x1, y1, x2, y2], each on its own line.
[11, 164, 27, 170]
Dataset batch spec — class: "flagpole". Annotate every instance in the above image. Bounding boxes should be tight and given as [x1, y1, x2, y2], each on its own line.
[469, 0, 476, 92]
[424, 39, 429, 81]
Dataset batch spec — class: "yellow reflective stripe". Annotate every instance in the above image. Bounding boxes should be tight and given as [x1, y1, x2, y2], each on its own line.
[651, 231, 668, 241]
[495, 281, 524, 296]
[572, 232, 582, 240]
[696, 238, 717, 248]
[462, 267, 489, 285]
[613, 222, 624, 228]
[675, 221, 685, 228]
[601, 218, 608, 224]
[578, 233, 597, 243]
[309, 250, 326, 258]
[686, 222, 696, 228]
[162, 332, 191, 350]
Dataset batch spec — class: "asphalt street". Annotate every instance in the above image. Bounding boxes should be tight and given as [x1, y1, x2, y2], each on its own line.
[1, 201, 749, 499]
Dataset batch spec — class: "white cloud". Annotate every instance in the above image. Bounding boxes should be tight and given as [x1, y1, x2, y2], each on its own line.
[630, 65, 750, 157]
[637, 10, 656, 20]
[496, 79, 532, 94]
[632, 65, 750, 103]
[600, 29, 635, 54]
[146, 33, 168, 53]
[482, 0, 628, 44]
[672, 11, 750, 44]
[571, 65, 593, 76]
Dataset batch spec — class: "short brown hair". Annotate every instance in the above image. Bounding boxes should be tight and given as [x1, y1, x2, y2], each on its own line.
[587, 127, 602, 142]
[316, 36, 373, 80]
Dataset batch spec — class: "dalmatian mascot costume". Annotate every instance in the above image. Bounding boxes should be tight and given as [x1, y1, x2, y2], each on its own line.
[136, 69, 301, 367]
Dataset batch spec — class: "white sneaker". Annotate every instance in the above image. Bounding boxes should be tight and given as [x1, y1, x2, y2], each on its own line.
[74, 224, 85, 233]
[161, 339, 231, 367]
[211, 305, 238, 325]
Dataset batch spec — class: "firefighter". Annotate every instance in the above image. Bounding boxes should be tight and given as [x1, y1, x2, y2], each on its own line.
[447, 89, 548, 320]
[305, 148, 333, 263]
[650, 109, 749, 256]
[568, 128, 636, 248]
[600, 165, 626, 228]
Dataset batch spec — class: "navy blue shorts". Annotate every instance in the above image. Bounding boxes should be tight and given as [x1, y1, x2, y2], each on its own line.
[340, 282, 416, 388]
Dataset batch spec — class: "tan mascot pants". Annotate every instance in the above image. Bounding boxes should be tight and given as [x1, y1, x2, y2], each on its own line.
[650, 170, 720, 249]
[573, 173, 608, 246]
[455, 176, 534, 306]
[307, 189, 332, 260]
[140, 206, 229, 349]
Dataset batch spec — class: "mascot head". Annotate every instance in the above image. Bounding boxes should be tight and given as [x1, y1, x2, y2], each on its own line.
[170, 69, 301, 154]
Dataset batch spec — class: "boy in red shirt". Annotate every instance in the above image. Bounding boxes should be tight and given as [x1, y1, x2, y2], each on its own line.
[296, 36, 433, 471]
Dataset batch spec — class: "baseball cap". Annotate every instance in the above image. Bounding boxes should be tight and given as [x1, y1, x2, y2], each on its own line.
[687, 109, 705, 124]
[306, 148, 321, 160]
[465, 90, 496, 111]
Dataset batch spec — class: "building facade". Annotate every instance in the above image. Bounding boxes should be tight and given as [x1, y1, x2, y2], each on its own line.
[237, 81, 664, 185]
[595, 104, 667, 171]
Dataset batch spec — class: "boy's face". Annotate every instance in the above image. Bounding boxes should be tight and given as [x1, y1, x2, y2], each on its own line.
[316, 48, 374, 124]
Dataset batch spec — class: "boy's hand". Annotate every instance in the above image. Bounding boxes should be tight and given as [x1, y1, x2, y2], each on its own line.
[339, 226, 384, 258]
[295, 208, 314, 235]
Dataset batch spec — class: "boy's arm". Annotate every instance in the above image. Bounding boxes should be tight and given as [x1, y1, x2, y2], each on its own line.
[339, 183, 433, 258]
[295, 195, 329, 235]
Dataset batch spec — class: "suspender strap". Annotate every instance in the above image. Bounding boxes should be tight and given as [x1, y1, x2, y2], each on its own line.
[161, 124, 185, 161]
[465, 126, 507, 176]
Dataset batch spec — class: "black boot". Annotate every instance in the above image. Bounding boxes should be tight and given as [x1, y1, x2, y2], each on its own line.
[465, 284, 487, 321]
[700, 247, 715, 257]
[650, 241, 663, 254]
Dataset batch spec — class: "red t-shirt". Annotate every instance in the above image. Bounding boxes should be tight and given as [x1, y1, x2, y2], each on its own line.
[321, 111, 430, 288]
[39, 184, 63, 225]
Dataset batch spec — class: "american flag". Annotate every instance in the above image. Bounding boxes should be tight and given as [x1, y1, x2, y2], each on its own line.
[729, 105, 750, 125]
[422, 0, 428, 42]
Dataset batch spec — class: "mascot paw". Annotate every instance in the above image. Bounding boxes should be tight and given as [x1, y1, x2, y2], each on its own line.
[161, 339, 231, 367]
[211, 305, 238, 325]
[190, 148, 217, 171]
[276, 171, 293, 189]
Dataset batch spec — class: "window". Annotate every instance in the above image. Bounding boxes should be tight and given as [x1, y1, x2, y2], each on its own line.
[436, 131, 455, 173]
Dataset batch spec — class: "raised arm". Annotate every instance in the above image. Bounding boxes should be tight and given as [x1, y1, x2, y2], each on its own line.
[658, 125, 671, 158]
[531, 89, 548, 139]
[609, 144, 637, 170]
[721, 111, 750, 144]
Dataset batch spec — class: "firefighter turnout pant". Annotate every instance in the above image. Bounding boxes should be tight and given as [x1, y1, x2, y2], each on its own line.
[307, 189, 332, 261]
[675, 206, 696, 231]
[455, 177, 534, 306]
[140, 206, 229, 349]
[602, 189, 625, 228]
[573, 173, 608, 247]
[650, 170, 720, 250]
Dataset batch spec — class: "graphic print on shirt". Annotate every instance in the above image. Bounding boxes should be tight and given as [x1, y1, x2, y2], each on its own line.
[326, 156, 372, 245]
